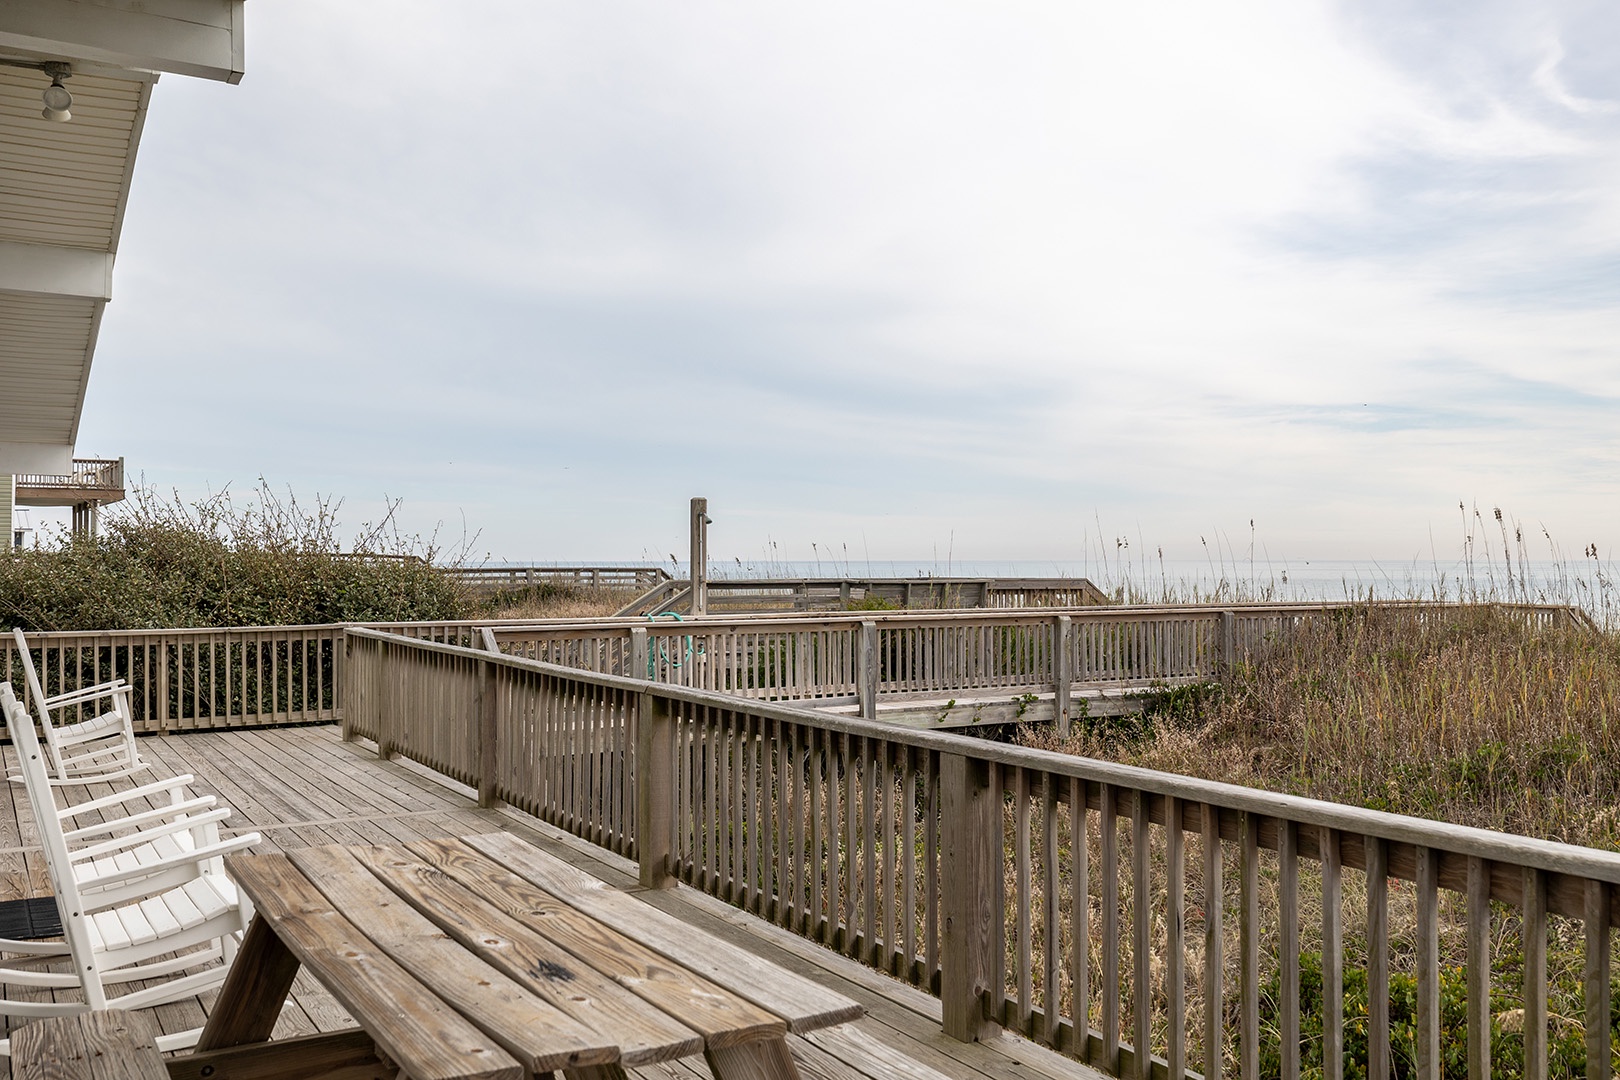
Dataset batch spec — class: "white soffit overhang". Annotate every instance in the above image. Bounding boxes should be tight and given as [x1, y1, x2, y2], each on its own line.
[0, 0, 244, 474]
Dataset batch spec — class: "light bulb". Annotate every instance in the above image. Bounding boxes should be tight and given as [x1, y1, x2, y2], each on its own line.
[41, 75, 71, 122]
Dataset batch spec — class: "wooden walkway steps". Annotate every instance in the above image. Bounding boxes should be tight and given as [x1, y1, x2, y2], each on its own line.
[0, 725, 1106, 1080]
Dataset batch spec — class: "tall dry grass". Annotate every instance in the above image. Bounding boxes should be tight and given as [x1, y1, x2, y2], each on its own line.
[1030, 604, 1620, 850]
[484, 585, 632, 620]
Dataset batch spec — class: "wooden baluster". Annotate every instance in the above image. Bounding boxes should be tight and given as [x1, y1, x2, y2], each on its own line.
[1367, 837, 1389, 1080]
[1166, 795, 1185, 1080]
[1280, 821, 1300, 1080]
[743, 713, 759, 912]
[925, 752, 940, 986]
[1043, 773, 1061, 1047]
[1466, 856, 1490, 1080]
[1240, 812, 1259, 1080]
[841, 732, 856, 956]
[879, 742, 895, 968]
[824, 730, 842, 944]
[1585, 880, 1610, 1080]
[905, 747, 919, 985]
[774, 718, 791, 920]
[1103, 783, 1120, 1073]
[1016, 767, 1034, 1035]
[1415, 847, 1440, 1080]
[1072, 777, 1091, 1062]
[1204, 804, 1224, 1080]
[1134, 789, 1152, 1080]
[1525, 867, 1547, 1080]
[790, 723, 806, 927]
[811, 727, 825, 939]
[861, 738, 877, 965]
[1054, 615, 1073, 738]
[1321, 828, 1343, 1080]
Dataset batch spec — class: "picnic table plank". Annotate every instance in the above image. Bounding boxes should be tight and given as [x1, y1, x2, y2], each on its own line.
[289, 845, 620, 1075]
[350, 845, 704, 1067]
[458, 833, 864, 1033]
[223, 853, 522, 1080]
[402, 837, 787, 1050]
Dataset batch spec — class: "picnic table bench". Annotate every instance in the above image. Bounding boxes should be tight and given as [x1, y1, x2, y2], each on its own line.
[189, 831, 864, 1080]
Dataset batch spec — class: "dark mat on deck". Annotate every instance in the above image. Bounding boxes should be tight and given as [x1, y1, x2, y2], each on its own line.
[0, 896, 61, 940]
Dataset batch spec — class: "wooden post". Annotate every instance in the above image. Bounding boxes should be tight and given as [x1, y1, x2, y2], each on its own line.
[1053, 615, 1073, 738]
[630, 626, 649, 682]
[690, 497, 709, 617]
[1220, 609, 1235, 671]
[636, 691, 676, 889]
[941, 752, 1001, 1042]
[857, 621, 878, 720]
[477, 658, 499, 808]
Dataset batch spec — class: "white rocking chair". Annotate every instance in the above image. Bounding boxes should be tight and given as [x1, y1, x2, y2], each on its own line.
[11, 628, 147, 783]
[0, 683, 260, 1055]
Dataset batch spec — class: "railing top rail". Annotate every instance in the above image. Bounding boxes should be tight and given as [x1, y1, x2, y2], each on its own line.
[2, 596, 1582, 645]
[15, 623, 348, 642]
[475, 598, 1585, 636]
[346, 624, 1620, 885]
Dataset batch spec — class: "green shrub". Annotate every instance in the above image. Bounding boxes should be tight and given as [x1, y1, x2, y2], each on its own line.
[0, 484, 465, 630]
[1260, 951, 1611, 1080]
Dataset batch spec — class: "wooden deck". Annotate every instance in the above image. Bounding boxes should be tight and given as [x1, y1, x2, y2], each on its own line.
[0, 724, 1105, 1080]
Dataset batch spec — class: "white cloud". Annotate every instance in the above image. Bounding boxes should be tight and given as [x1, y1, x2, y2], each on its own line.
[74, 1, 1620, 565]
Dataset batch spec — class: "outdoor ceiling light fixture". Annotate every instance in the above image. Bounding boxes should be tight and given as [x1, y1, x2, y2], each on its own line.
[0, 58, 75, 122]
[40, 63, 72, 122]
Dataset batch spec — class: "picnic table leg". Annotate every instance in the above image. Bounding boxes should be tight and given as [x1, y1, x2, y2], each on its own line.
[705, 1036, 803, 1080]
[195, 914, 303, 1051]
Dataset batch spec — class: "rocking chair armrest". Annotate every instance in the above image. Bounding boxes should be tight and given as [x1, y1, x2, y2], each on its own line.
[62, 795, 217, 842]
[42, 680, 130, 709]
[55, 775, 198, 820]
[75, 831, 261, 891]
[67, 806, 231, 863]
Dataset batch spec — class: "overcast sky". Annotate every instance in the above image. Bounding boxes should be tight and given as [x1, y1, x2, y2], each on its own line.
[61, 1, 1620, 569]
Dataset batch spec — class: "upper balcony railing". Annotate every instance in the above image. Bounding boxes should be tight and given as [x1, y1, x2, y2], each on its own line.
[13, 457, 124, 495]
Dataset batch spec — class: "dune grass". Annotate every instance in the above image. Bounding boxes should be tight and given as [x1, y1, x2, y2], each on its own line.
[1025, 603, 1620, 850]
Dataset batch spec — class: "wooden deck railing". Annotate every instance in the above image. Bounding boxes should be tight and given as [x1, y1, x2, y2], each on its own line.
[0, 601, 1584, 735]
[484, 600, 1585, 726]
[450, 565, 671, 590]
[342, 625, 1620, 1080]
[3, 625, 343, 731]
[614, 575, 1109, 615]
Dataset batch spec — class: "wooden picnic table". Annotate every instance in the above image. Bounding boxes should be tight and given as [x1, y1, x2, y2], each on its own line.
[192, 832, 864, 1080]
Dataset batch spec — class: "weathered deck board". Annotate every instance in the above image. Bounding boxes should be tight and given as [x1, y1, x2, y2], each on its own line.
[0, 724, 1105, 1080]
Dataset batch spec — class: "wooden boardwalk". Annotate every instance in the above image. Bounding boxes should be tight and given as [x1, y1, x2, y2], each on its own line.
[0, 724, 1104, 1080]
